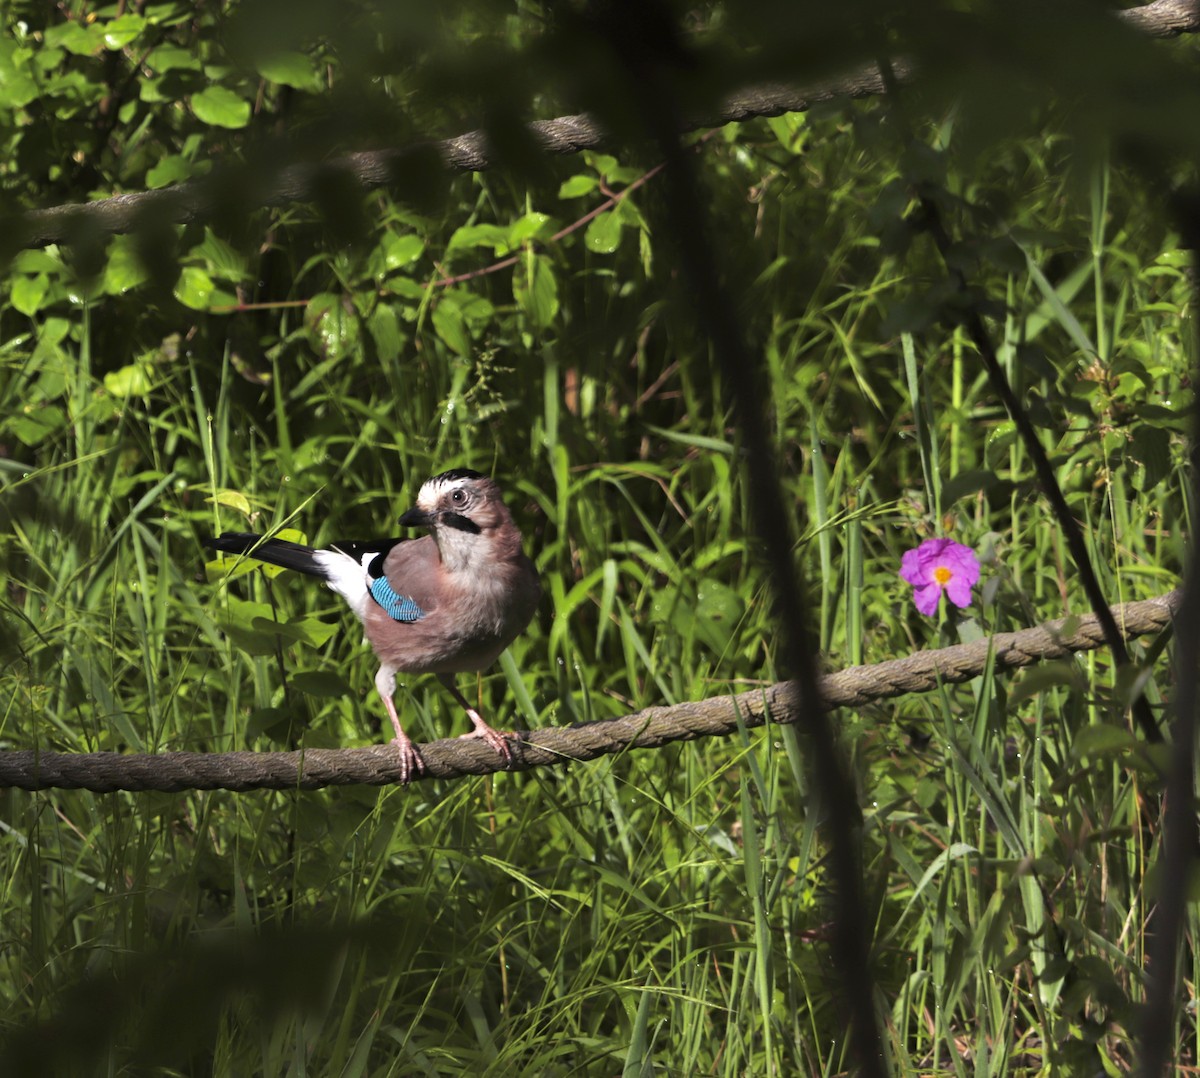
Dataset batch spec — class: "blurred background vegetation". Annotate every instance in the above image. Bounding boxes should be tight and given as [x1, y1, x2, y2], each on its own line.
[0, 0, 1195, 1073]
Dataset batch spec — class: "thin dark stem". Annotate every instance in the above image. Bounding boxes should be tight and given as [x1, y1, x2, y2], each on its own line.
[1137, 191, 1200, 1077]
[890, 113, 1163, 744]
[655, 123, 886, 1078]
[597, 11, 887, 1075]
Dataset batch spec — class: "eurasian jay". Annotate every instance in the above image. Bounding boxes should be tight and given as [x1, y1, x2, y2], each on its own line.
[204, 469, 540, 782]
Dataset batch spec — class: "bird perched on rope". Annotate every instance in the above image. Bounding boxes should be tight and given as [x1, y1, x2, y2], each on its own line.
[203, 469, 541, 782]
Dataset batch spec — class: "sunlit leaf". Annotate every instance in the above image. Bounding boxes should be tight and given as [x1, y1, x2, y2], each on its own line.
[104, 240, 148, 294]
[102, 14, 146, 49]
[173, 267, 214, 310]
[208, 489, 253, 516]
[10, 275, 48, 316]
[558, 175, 598, 198]
[191, 85, 251, 128]
[584, 211, 622, 254]
[380, 232, 424, 271]
[104, 363, 152, 398]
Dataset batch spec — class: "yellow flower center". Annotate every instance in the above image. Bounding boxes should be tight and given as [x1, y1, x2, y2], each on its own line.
[933, 566, 952, 585]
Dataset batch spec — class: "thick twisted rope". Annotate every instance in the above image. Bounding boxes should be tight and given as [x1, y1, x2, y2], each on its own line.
[0, 590, 1178, 792]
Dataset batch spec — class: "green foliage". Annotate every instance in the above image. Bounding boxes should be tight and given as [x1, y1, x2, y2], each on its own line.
[0, 0, 1195, 1074]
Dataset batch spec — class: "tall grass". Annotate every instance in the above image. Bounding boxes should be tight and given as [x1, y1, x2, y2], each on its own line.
[0, 108, 1191, 1075]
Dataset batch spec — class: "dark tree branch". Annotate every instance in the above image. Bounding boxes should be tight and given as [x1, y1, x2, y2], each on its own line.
[10, 0, 1198, 250]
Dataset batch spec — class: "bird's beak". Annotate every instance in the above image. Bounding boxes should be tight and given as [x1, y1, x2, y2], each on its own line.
[399, 506, 435, 528]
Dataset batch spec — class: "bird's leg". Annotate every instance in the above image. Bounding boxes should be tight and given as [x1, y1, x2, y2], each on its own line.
[375, 666, 425, 783]
[437, 674, 512, 765]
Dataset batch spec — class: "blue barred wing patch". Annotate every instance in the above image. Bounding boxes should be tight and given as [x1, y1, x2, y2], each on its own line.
[369, 577, 426, 622]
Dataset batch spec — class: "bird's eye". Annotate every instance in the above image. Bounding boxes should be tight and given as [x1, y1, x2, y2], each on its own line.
[450, 489, 466, 505]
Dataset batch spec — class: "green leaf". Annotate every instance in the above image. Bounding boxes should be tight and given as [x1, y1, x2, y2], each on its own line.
[1009, 661, 1086, 707]
[985, 420, 1018, 464]
[513, 255, 558, 330]
[145, 46, 202, 74]
[102, 14, 147, 49]
[217, 598, 287, 655]
[586, 151, 641, 184]
[3, 404, 67, 447]
[174, 267, 215, 310]
[245, 708, 292, 740]
[642, 423, 734, 455]
[432, 297, 469, 356]
[11, 275, 49, 316]
[104, 240, 148, 294]
[306, 293, 361, 358]
[458, 291, 495, 333]
[191, 86, 251, 129]
[431, 291, 494, 356]
[190, 229, 249, 284]
[44, 21, 101, 57]
[584, 211, 622, 254]
[146, 155, 193, 189]
[766, 112, 806, 151]
[208, 489, 253, 516]
[380, 232, 424, 271]
[368, 304, 404, 361]
[104, 363, 152, 398]
[558, 175, 598, 198]
[694, 579, 746, 654]
[1024, 252, 1096, 356]
[0, 42, 37, 108]
[388, 277, 426, 301]
[509, 212, 554, 246]
[256, 51, 321, 90]
[248, 617, 311, 642]
[446, 223, 510, 255]
[206, 555, 269, 583]
[11, 250, 61, 275]
[220, 599, 339, 654]
[289, 617, 338, 648]
[291, 670, 352, 698]
[941, 469, 1001, 505]
[1072, 723, 1138, 762]
[1129, 425, 1171, 491]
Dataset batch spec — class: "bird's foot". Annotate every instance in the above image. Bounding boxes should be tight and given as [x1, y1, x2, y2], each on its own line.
[392, 734, 426, 784]
[459, 718, 512, 765]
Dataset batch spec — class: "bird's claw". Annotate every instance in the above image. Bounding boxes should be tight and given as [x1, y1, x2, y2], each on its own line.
[393, 736, 426, 784]
[459, 724, 513, 765]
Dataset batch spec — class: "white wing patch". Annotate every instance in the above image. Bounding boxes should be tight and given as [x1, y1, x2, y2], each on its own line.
[312, 549, 372, 622]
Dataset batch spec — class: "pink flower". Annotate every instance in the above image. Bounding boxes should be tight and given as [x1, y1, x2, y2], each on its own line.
[900, 538, 980, 616]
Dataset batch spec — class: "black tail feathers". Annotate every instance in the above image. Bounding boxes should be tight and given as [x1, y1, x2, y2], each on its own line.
[204, 533, 327, 577]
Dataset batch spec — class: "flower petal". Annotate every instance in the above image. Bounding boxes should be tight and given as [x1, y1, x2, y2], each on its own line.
[900, 547, 926, 585]
[946, 546, 981, 586]
[943, 575, 975, 608]
[912, 581, 943, 616]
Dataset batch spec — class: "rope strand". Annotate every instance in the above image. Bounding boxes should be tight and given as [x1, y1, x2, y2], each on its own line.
[0, 591, 1177, 793]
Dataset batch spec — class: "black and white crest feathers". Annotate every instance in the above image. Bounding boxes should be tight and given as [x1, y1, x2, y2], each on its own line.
[428, 468, 486, 485]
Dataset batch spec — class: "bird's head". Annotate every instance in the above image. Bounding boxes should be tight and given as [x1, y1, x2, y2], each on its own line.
[400, 469, 517, 570]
